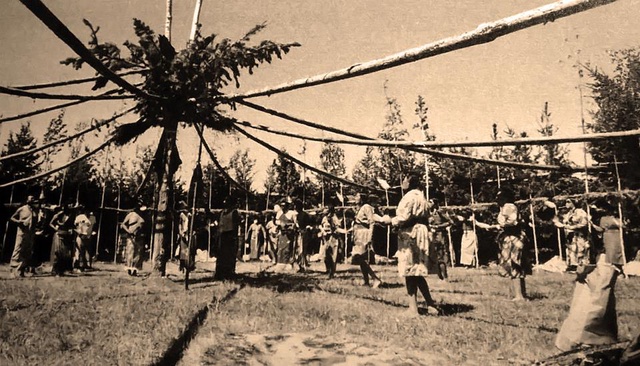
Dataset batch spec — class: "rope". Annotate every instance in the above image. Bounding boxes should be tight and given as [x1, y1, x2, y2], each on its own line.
[193, 124, 254, 197]
[0, 86, 134, 124]
[0, 135, 116, 188]
[225, 0, 617, 100]
[12, 70, 146, 90]
[0, 107, 134, 163]
[233, 125, 385, 194]
[237, 101, 587, 172]
[19, 0, 163, 102]
[0, 85, 134, 101]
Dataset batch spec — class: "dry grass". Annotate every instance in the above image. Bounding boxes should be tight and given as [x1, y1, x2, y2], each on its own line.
[1, 261, 639, 365]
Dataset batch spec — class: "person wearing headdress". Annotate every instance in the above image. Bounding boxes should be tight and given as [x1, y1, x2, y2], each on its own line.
[177, 200, 196, 272]
[215, 197, 241, 280]
[121, 203, 147, 276]
[380, 175, 439, 316]
[49, 203, 75, 276]
[10, 195, 38, 277]
[73, 204, 93, 272]
[351, 192, 383, 288]
[557, 198, 590, 270]
[428, 199, 453, 281]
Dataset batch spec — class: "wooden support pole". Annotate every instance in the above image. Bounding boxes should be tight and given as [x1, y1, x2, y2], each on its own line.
[95, 146, 109, 260]
[529, 195, 540, 268]
[613, 155, 627, 265]
[469, 172, 479, 269]
[189, 0, 204, 41]
[385, 188, 390, 258]
[554, 206, 564, 263]
[208, 169, 213, 259]
[165, 0, 173, 43]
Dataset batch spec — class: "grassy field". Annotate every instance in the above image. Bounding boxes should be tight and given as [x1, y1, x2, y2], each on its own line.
[1, 260, 639, 365]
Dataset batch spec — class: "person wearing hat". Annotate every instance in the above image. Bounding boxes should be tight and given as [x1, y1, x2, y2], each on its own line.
[9, 195, 38, 278]
[121, 203, 146, 276]
[379, 175, 439, 316]
[49, 203, 75, 276]
[73, 204, 93, 272]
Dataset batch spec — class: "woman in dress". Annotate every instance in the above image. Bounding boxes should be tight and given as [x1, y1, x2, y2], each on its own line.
[352, 193, 383, 288]
[381, 175, 438, 316]
[319, 205, 342, 279]
[458, 209, 477, 268]
[49, 205, 75, 276]
[559, 199, 590, 269]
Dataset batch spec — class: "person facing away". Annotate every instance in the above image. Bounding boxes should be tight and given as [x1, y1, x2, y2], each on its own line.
[121, 204, 146, 276]
[215, 198, 241, 280]
[10, 195, 38, 278]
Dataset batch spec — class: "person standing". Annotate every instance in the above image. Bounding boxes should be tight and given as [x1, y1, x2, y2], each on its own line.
[458, 210, 478, 268]
[293, 199, 311, 271]
[320, 205, 343, 279]
[10, 195, 38, 278]
[352, 193, 383, 288]
[50, 204, 75, 276]
[264, 213, 279, 262]
[215, 198, 241, 280]
[274, 201, 296, 271]
[380, 175, 439, 316]
[121, 204, 146, 276]
[245, 217, 266, 261]
[559, 199, 590, 269]
[73, 204, 94, 272]
[476, 188, 529, 301]
[428, 199, 452, 281]
[177, 201, 196, 272]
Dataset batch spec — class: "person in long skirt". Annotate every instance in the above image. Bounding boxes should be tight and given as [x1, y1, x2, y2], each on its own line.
[559, 199, 591, 269]
[121, 204, 146, 276]
[320, 205, 344, 279]
[293, 199, 312, 271]
[274, 201, 297, 271]
[245, 217, 266, 261]
[49, 205, 75, 276]
[428, 199, 452, 281]
[10, 195, 38, 278]
[352, 193, 383, 287]
[458, 210, 477, 268]
[177, 201, 196, 272]
[264, 213, 279, 262]
[73, 204, 94, 272]
[380, 175, 439, 316]
[215, 199, 240, 280]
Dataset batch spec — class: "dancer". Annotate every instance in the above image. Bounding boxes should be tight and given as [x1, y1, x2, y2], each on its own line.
[428, 199, 452, 281]
[177, 201, 196, 272]
[245, 217, 266, 261]
[380, 175, 439, 316]
[558, 199, 590, 269]
[264, 213, 279, 262]
[73, 204, 94, 272]
[293, 199, 311, 271]
[50, 204, 75, 276]
[352, 192, 383, 288]
[215, 198, 241, 280]
[320, 205, 343, 279]
[458, 209, 478, 268]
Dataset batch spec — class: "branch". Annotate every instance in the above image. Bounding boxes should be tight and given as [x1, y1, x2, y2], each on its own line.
[0, 85, 134, 101]
[12, 69, 145, 90]
[226, 0, 617, 100]
[19, 0, 164, 101]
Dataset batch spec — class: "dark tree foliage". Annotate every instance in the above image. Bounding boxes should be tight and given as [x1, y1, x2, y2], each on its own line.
[585, 48, 640, 189]
[0, 123, 41, 200]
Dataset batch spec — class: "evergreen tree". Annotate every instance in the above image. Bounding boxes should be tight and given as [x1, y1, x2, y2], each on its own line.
[0, 123, 41, 197]
[228, 149, 255, 191]
[319, 142, 346, 200]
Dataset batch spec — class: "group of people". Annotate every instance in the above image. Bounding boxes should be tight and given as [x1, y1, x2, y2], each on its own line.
[8, 195, 97, 277]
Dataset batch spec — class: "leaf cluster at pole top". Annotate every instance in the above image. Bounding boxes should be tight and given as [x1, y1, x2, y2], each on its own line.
[62, 19, 299, 144]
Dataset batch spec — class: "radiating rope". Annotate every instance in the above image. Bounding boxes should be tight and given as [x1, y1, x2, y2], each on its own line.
[236, 100, 586, 172]
[12, 70, 146, 90]
[193, 124, 254, 197]
[19, 0, 164, 102]
[225, 0, 617, 100]
[0, 86, 134, 124]
[0, 107, 135, 163]
[0, 85, 134, 101]
[233, 125, 385, 194]
[0, 135, 116, 188]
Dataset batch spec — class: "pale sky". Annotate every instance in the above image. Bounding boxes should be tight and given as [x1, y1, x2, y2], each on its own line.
[1, 0, 640, 191]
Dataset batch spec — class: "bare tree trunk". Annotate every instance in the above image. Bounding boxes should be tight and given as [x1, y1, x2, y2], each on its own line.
[152, 120, 178, 276]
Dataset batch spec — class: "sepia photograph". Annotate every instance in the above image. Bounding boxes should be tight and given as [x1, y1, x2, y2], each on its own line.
[1, 0, 639, 364]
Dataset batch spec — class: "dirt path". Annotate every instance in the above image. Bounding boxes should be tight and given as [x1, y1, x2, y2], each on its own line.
[180, 331, 450, 366]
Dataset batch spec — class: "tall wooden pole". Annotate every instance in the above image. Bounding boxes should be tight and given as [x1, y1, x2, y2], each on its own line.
[189, 0, 204, 41]
[165, 0, 173, 42]
[579, 82, 592, 234]
[529, 195, 540, 267]
[208, 169, 213, 259]
[469, 172, 479, 269]
[554, 205, 564, 263]
[385, 188, 390, 258]
[95, 146, 110, 260]
[1, 185, 15, 259]
[58, 170, 66, 206]
[613, 155, 627, 265]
